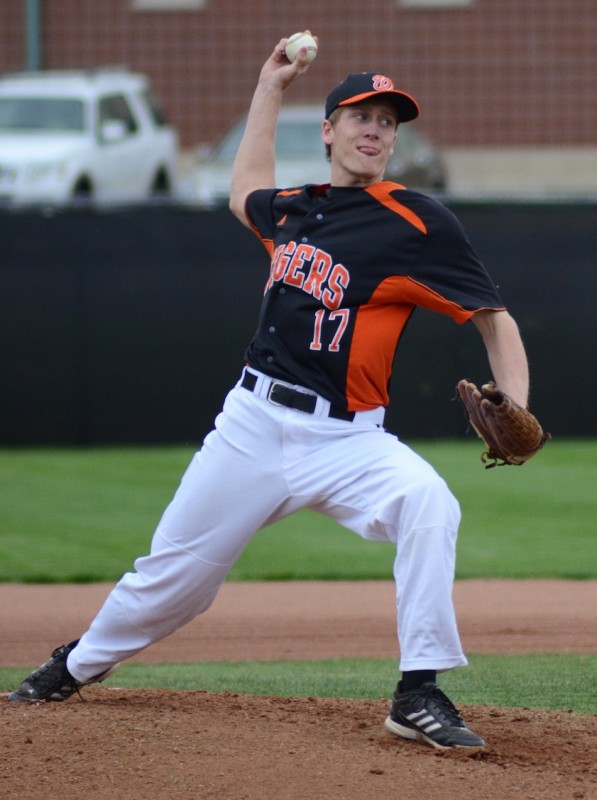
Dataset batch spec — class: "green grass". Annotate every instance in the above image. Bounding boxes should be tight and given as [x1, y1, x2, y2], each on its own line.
[1, 442, 594, 716]
[1, 654, 594, 713]
[0, 440, 595, 582]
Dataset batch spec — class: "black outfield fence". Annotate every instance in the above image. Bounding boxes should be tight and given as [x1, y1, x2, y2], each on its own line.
[1, 201, 595, 445]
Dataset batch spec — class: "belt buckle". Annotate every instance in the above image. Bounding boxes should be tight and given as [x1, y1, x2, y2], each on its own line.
[267, 381, 286, 407]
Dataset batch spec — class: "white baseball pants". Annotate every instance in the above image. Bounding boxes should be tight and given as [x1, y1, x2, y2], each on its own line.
[68, 368, 467, 682]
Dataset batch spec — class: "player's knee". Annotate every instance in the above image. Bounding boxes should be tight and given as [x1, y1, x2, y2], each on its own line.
[433, 468, 459, 506]
[430, 473, 460, 527]
[401, 472, 461, 531]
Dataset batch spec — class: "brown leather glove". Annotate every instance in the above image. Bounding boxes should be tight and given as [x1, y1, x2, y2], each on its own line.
[457, 379, 550, 468]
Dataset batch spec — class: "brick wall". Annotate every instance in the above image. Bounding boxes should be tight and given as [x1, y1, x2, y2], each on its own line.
[2, 0, 596, 149]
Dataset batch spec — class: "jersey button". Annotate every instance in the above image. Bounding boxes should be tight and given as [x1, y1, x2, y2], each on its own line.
[268, 326, 276, 333]
[279, 287, 286, 294]
[301, 236, 308, 243]
[316, 213, 323, 220]
[266, 356, 274, 364]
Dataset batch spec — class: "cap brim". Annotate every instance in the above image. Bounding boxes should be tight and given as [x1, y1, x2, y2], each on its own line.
[338, 90, 419, 122]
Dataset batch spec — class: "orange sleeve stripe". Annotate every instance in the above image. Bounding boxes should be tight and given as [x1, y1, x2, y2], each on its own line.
[373, 275, 477, 322]
[248, 217, 274, 257]
[365, 182, 427, 233]
[260, 237, 274, 257]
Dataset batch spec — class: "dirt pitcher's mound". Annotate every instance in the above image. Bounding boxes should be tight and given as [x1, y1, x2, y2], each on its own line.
[3, 688, 596, 800]
[1, 580, 596, 799]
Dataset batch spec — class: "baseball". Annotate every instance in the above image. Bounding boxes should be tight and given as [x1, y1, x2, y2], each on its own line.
[285, 32, 318, 64]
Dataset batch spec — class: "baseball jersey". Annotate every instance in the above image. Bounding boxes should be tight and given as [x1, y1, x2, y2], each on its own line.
[244, 181, 505, 411]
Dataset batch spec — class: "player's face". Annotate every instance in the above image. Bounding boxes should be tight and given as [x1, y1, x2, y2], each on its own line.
[322, 100, 398, 187]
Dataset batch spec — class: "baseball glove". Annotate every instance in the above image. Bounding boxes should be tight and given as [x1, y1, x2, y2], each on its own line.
[456, 379, 550, 468]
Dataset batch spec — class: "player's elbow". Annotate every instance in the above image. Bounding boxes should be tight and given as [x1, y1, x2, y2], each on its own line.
[230, 160, 275, 226]
[229, 188, 250, 227]
[229, 170, 256, 227]
[472, 308, 517, 340]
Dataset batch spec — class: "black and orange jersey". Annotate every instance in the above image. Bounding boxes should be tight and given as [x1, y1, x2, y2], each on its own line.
[244, 181, 505, 411]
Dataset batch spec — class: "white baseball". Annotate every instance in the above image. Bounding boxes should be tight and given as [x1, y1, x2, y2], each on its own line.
[285, 32, 318, 64]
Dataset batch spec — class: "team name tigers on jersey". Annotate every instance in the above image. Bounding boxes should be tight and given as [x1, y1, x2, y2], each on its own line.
[265, 241, 350, 310]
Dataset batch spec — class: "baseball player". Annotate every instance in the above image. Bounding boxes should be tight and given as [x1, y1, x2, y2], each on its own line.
[10, 36, 532, 751]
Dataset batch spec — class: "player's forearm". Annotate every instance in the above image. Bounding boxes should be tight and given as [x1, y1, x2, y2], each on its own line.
[230, 37, 316, 226]
[472, 310, 529, 406]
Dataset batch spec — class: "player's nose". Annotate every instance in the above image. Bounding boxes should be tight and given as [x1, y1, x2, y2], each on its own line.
[363, 123, 380, 138]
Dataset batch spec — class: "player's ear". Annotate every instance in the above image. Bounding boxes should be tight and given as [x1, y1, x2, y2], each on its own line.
[321, 118, 334, 146]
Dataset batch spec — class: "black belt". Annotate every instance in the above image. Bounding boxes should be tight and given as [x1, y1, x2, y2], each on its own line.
[241, 371, 355, 422]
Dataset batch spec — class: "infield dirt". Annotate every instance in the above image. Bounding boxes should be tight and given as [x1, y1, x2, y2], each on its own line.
[1, 580, 596, 799]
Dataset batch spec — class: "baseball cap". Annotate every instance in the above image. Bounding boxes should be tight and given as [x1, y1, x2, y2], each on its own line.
[325, 72, 419, 122]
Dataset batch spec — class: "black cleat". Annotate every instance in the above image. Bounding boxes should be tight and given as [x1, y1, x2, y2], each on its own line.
[8, 640, 114, 703]
[384, 681, 486, 750]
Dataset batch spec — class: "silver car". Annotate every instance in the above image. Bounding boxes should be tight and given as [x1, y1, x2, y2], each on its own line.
[183, 104, 447, 208]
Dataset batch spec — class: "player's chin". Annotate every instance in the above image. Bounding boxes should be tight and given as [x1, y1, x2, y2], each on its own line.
[355, 165, 386, 185]
[354, 155, 387, 183]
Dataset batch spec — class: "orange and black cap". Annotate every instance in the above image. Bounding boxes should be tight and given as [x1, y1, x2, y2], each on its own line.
[325, 72, 419, 122]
